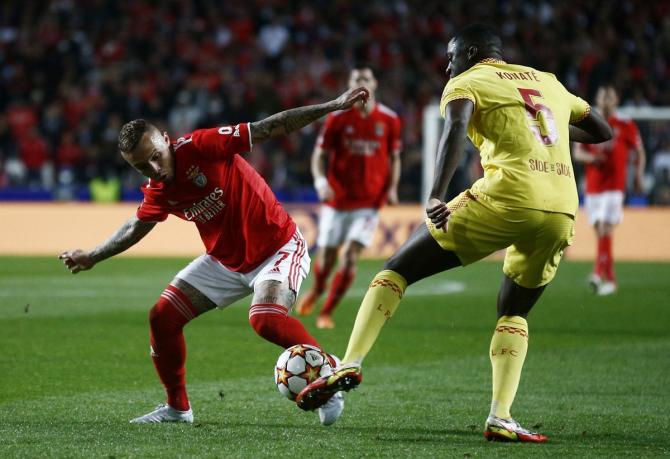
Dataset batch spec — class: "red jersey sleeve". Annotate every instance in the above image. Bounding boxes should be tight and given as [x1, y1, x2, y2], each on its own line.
[136, 182, 169, 222]
[193, 123, 252, 160]
[316, 114, 337, 150]
[389, 115, 402, 153]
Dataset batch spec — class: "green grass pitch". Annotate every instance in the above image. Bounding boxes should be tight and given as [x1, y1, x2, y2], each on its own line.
[1, 256, 669, 457]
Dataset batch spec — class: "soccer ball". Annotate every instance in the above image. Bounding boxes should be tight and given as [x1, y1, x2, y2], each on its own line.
[275, 344, 333, 400]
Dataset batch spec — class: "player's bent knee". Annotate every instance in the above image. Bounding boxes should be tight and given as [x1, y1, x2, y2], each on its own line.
[149, 289, 195, 333]
[149, 302, 178, 333]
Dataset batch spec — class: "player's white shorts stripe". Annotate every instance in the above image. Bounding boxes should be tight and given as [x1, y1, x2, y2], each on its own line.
[161, 291, 194, 320]
[288, 233, 301, 290]
[295, 236, 307, 289]
[289, 234, 306, 291]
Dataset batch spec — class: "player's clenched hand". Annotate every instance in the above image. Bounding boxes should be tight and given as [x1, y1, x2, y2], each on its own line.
[334, 87, 370, 110]
[314, 176, 334, 201]
[426, 197, 451, 232]
[59, 249, 95, 274]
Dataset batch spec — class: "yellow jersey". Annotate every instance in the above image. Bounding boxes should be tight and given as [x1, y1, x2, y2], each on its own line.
[440, 59, 590, 216]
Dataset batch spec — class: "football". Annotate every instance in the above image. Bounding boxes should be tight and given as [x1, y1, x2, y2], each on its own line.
[275, 344, 333, 400]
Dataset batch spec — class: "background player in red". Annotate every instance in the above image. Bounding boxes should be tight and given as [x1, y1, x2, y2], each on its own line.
[573, 85, 646, 295]
[58, 87, 369, 425]
[295, 65, 402, 329]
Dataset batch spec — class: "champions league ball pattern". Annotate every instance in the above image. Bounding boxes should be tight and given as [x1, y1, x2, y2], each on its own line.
[275, 344, 333, 400]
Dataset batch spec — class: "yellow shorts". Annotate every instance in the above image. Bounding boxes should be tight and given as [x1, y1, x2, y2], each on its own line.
[426, 190, 575, 288]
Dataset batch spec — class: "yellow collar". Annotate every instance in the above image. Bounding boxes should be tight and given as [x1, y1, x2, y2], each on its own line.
[479, 58, 506, 64]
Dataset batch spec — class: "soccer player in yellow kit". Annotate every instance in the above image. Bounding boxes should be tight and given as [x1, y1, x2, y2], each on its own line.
[297, 24, 613, 443]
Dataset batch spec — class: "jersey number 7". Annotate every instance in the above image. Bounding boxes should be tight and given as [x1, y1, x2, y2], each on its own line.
[517, 88, 558, 146]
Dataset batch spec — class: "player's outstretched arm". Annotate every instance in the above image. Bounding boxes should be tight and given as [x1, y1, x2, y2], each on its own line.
[311, 146, 334, 201]
[387, 149, 402, 205]
[572, 142, 605, 165]
[59, 215, 157, 274]
[569, 109, 612, 144]
[426, 98, 475, 229]
[250, 87, 369, 143]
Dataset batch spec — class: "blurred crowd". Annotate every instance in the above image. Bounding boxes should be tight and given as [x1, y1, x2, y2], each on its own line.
[1, 0, 670, 203]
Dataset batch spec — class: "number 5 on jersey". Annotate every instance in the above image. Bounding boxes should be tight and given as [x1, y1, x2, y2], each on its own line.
[518, 88, 558, 146]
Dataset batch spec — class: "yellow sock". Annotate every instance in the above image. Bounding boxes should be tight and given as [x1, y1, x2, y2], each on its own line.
[341, 270, 407, 366]
[489, 315, 529, 419]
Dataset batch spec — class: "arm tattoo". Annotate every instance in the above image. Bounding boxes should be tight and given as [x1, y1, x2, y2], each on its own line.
[90, 216, 157, 264]
[250, 101, 337, 143]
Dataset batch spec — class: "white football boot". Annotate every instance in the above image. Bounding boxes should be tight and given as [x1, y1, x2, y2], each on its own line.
[318, 391, 344, 426]
[318, 354, 344, 426]
[597, 281, 617, 296]
[588, 273, 601, 293]
[129, 404, 194, 424]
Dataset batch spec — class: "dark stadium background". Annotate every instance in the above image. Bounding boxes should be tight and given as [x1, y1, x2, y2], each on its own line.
[1, 0, 669, 204]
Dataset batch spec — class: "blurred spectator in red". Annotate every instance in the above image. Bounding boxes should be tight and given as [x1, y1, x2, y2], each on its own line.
[7, 101, 38, 139]
[57, 131, 84, 170]
[0, 0, 668, 202]
[18, 127, 50, 188]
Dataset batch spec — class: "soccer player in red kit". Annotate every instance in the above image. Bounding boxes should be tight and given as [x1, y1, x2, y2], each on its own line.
[574, 85, 646, 295]
[295, 65, 402, 329]
[59, 87, 369, 425]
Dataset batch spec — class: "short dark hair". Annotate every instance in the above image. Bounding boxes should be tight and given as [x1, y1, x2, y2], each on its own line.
[351, 62, 377, 76]
[452, 24, 502, 55]
[118, 119, 150, 153]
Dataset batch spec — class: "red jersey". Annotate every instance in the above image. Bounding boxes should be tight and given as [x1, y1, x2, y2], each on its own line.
[318, 103, 401, 210]
[582, 115, 642, 193]
[19, 135, 49, 170]
[136, 123, 296, 273]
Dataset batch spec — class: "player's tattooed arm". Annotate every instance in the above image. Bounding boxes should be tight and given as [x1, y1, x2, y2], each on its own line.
[59, 216, 157, 273]
[250, 87, 369, 143]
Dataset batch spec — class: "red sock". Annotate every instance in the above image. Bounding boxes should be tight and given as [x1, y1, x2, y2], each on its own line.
[593, 236, 603, 279]
[320, 268, 355, 316]
[149, 285, 201, 412]
[599, 235, 615, 281]
[249, 303, 320, 348]
[312, 261, 333, 296]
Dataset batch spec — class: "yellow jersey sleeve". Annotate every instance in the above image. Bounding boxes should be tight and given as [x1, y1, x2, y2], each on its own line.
[440, 79, 476, 118]
[549, 77, 590, 123]
[567, 93, 590, 123]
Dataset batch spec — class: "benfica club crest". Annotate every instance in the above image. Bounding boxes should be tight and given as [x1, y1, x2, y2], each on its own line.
[375, 122, 385, 137]
[186, 165, 207, 187]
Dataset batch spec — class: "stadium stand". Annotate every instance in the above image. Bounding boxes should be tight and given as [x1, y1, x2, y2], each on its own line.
[0, 0, 669, 202]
